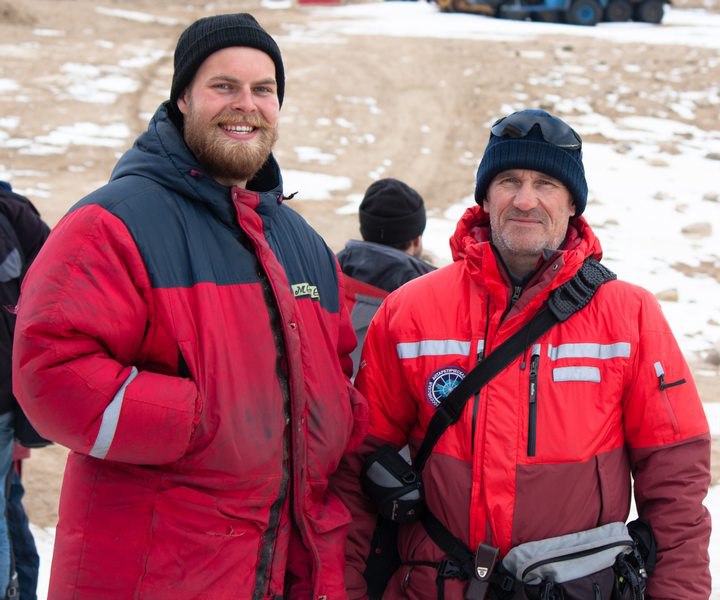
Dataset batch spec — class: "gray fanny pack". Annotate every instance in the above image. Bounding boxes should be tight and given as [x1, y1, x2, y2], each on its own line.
[498, 522, 648, 600]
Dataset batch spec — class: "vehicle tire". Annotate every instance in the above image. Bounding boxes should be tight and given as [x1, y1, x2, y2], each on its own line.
[634, 0, 664, 22]
[604, 0, 632, 20]
[565, 0, 602, 24]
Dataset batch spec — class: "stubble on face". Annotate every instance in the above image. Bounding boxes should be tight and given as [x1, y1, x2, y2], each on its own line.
[183, 105, 279, 185]
[489, 207, 568, 260]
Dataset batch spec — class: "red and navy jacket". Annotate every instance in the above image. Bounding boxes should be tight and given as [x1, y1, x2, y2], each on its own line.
[333, 205, 711, 600]
[12, 103, 367, 600]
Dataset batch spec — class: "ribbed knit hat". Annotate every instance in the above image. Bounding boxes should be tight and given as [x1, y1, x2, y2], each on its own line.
[170, 13, 285, 111]
[359, 178, 427, 245]
[474, 110, 588, 216]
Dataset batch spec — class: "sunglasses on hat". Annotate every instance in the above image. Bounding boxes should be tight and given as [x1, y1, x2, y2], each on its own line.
[491, 110, 582, 150]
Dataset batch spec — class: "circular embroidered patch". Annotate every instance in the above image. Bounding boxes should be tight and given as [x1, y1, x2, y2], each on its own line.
[425, 366, 467, 408]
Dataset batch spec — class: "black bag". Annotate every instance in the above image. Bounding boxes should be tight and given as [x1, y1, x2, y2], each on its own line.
[362, 446, 418, 598]
[494, 521, 649, 600]
[364, 517, 401, 600]
[362, 444, 424, 523]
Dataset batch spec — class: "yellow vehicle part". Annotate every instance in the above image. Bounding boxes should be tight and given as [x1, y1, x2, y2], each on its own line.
[438, 0, 496, 14]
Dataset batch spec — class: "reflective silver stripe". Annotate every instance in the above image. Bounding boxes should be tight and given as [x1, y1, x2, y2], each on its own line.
[547, 342, 631, 361]
[654, 361, 664, 377]
[553, 366, 601, 383]
[531, 343, 541, 357]
[477, 340, 485, 357]
[90, 367, 138, 459]
[396, 340, 472, 359]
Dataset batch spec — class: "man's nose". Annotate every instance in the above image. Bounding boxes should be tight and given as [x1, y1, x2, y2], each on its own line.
[230, 88, 256, 112]
[513, 182, 539, 210]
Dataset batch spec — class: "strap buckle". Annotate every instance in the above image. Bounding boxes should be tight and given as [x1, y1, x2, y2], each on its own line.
[436, 558, 468, 581]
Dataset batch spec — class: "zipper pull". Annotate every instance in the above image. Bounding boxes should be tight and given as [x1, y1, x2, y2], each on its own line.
[654, 361, 686, 391]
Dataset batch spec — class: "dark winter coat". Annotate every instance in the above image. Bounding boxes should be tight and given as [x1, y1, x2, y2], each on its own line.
[0, 186, 49, 416]
[337, 240, 435, 376]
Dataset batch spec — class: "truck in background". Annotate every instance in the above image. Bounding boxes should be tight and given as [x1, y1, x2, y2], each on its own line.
[435, 0, 667, 26]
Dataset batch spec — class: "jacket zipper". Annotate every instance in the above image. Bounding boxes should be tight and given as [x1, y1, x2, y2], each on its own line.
[471, 300, 492, 454]
[527, 347, 540, 457]
[241, 232, 291, 600]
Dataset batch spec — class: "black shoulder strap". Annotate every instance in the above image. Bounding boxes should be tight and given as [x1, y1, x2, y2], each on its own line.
[413, 258, 615, 472]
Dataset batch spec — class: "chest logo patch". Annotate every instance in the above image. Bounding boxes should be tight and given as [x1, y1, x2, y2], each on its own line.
[291, 282, 320, 301]
[425, 366, 466, 408]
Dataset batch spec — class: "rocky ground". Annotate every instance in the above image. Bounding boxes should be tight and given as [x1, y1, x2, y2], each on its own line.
[1, 0, 718, 528]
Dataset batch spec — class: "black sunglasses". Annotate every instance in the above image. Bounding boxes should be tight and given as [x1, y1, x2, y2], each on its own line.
[491, 110, 582, 150]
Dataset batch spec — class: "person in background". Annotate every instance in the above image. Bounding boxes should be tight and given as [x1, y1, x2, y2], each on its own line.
[9, 445, 40, 600]
[337, 178, 435, 377]
[12, 13, 366, 599]
[333, 109, 711, 599]
[0, 181, 48, 600]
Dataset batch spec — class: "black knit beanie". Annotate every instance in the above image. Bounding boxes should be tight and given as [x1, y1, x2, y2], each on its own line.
[474, 111, 588, 216]
[170, 13, 285, 111]
[359, 178, 427, 245]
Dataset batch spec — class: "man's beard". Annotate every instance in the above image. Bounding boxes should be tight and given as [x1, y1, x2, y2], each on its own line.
[183, 110, 279, 184]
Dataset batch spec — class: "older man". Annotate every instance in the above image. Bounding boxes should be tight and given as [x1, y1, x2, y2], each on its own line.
[13, 13, 366, 599]
[333, 109, 711, 600]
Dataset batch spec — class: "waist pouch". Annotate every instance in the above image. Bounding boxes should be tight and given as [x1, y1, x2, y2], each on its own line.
[361, 444, 424, 523]
[494, 522, 648, 600]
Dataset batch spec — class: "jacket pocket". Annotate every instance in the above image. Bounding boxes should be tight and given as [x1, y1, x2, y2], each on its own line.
[653, 361, 681, 434]
[140, 485, 257, 597]
[305, 490, 353, 535]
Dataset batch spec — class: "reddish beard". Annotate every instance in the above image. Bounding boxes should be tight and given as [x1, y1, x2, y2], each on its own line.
[183, 110, 279, 184]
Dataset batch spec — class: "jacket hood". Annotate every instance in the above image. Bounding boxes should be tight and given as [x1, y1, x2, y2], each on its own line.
[448, 204, 604, 305]
[110, 102, 284, 227]
[337, 239, 435, 293]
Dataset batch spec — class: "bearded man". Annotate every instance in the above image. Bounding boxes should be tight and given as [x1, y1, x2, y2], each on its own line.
[12, 13, 367, 600]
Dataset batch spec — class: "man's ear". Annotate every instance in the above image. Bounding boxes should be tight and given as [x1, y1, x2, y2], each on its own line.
[482, 198, 489, 211]
[176, 89, 189, 115]
[408, 236, 422, 256]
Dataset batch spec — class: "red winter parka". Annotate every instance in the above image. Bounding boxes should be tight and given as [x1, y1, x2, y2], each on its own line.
[12, 104, 367, 599]
[333, 205, 711, 600]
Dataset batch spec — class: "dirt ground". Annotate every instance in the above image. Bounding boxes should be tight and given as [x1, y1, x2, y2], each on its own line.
[1, 0, 718, 528]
